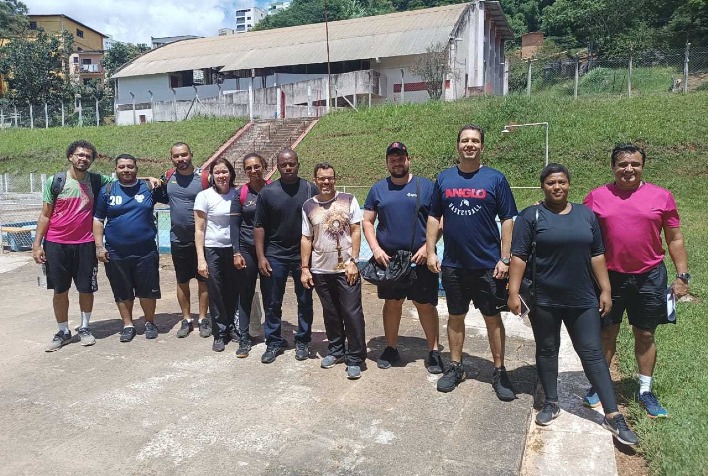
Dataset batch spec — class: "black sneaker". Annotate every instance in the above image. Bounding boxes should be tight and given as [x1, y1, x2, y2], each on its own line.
[261, 340, 287, 363]
[212, 337, 225, 352]
[426, 350, 445, 374]
[295, 341, 310, 361]
[176, 319, 193, 338]
[198, 319, 211, 338]
[120, 327, 137, 343]
[602, 414, 639, 446]
[437, 362, 467, 392]
[535, 402, 561, 426]
[492, 367, 517, 401]
[45, 331, 72, 352]
[235, 335, 251, 358]
[376, 346, 400, 369]
[145, 322, 159, 339]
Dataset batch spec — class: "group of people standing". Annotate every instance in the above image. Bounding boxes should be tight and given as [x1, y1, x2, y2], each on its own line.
[32, 124, 689, 446]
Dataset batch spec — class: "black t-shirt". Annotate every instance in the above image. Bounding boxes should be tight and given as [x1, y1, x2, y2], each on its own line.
[231, 184, 259, 252]
[253, 178, 317, 261]
[511, 203, 604, 308]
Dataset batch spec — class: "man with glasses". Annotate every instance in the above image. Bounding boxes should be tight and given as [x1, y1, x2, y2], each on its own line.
[301, 163, 366, 379]
[33, 141, 115, 351]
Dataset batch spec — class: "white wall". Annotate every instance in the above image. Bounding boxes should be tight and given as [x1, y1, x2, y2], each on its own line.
[115, 108, 153, 126]
[116, 74, 170, 103]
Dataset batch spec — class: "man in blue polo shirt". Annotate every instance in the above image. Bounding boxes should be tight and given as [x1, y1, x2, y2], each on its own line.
[426, 124, 518, 398]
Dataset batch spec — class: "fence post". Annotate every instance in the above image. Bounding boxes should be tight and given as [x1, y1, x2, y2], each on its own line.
[3, 174, 9, 192]
[683, 42, 691, 94]
[248, 85, 254, 122]
[13, 105, 18, 127]
[627, 49, 633, 98]
[41, 174, 47, 193]
[95, 98, 100, 126]
[574, 55, 579, 99]
[61, 101, 65, 126]
[78, 97, 83, 126]
[29, 103, 34, 129]
[30, 173, 35, 193]
[400, 69, 405, 103]
[526, 58, 532, 97]
[44, 102, 49, 128]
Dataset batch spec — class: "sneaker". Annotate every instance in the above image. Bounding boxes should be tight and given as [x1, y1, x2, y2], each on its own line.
[602, 414, 639, 446]
[426, 350, 445, 374]
[376, 346, 400, 369]
[235, 336, 251, 358]
[230, 328, 240, 343]
[583, 387, 601, 408]
[45, 331, 72, 352]
[261, 340, 287, 364]
[321, 354, 345, 369]
[347, 365, 362, 380]
[492, 367, 517, 401]
[145, 322, 159, 339]
[198, 319, 211, 338]
[437, 362, 467, 393]
[120, 327, 136, 343]
[535, 402, 561, 426]
[638, 391, 668, 418]
[176, 319, 193, 338]
[295, 341, 310, 361]
[212, 337, 225, 352]
[77, 327, 96, 346]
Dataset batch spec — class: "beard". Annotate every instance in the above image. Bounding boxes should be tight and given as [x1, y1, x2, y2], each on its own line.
[389, 167, 409, 179]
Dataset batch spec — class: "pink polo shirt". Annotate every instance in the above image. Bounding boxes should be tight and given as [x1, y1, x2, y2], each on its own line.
[583, 182, 680, 274]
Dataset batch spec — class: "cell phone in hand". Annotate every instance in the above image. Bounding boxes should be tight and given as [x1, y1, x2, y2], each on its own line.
[518, 295, 531, 319]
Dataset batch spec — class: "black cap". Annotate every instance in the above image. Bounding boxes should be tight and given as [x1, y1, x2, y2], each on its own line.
[386, 141, 408, 156]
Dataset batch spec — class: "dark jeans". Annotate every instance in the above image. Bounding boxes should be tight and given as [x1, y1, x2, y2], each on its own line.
[260, 257, 313, 345]
[313, 273, 366, 365]
[235, 246, 264, 337]
[205, 247, 238, 339]
[531, 305, 618, 414]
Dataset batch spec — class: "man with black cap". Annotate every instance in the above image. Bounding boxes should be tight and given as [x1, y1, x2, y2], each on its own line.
[362, 142, 444, 375]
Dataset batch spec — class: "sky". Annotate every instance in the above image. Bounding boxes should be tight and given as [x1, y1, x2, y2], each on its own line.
[22, 0, 267, 45]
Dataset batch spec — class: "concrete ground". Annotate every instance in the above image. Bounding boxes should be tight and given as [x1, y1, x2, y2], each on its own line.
[0, 251, 617, 475]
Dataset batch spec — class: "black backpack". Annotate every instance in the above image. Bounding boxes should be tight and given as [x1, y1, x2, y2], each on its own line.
[50, 171, 103, 209]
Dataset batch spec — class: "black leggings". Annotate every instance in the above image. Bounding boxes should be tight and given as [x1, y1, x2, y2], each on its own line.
[530, 305, 618, 414]
[235, 246, 264, 336]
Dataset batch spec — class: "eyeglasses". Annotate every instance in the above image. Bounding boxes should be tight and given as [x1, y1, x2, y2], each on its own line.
[244, 165, 262, 171]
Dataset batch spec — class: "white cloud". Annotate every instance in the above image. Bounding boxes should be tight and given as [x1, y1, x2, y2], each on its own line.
[22, 0, 270, 45]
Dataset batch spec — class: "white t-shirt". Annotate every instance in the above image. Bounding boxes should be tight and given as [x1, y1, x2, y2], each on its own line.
[194, 187, 236, 248]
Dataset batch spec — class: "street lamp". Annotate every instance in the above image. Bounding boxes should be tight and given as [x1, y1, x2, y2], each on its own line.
[501, 122, 549, 166]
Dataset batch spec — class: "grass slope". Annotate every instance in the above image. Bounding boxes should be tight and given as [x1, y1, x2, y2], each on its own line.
[296, 93, 708, 475]
[0, 117, 246, 178]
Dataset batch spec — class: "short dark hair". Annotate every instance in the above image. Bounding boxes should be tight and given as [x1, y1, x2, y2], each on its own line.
[277, 148, 298, 162]
[242, 152, 267, 169]
[540, 163, 571, 183]
[611, 143, 646, 166]
[209, 158, 236, 187]
[457, 124, 485, 145]
[314, 162, 335, 178]
[115, 153, 137, 165]
[171, 142, 191, 154]
[66, 140, 97, 160]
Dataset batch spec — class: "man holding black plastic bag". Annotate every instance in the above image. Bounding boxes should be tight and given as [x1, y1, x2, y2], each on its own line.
[362, 142, 444, 375]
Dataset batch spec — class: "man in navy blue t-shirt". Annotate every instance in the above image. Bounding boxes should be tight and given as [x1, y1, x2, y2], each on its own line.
[363, 142, 444, 376]
[426, 124, 518, 398]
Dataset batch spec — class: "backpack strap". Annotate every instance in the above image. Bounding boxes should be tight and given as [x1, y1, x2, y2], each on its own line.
[200, 167, 211, 189]
[89, 172, 102, 198]
[239, 179, 272, 205]
[50, 171, 67, 206]
[164, 168, 175, 182]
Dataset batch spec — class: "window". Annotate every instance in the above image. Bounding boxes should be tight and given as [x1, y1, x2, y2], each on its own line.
[73, 57, 79, 63]
[247, 16, 251, 20]
[82, 59, 92, 65]
[29, 21, 37, 30]
[83, 79, 91, 85]
[76, 28, 84, 38]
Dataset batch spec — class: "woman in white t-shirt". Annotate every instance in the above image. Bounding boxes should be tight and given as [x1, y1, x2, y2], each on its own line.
[194, 158, 238, 352]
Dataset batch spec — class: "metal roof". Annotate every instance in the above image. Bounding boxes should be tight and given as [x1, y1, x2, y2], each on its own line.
[113, 2, 513, 79]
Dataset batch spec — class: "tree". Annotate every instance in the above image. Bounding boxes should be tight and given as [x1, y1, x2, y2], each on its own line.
[0, 0, 28, 41]
[102, 41, 150, 78]
[410, 42, 451, 99]
[0, 28, 75, 103]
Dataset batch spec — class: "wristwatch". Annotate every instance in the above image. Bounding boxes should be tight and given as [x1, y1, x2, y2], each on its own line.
[501, 257, 511, 266]
[676, 272, 691, 284]
[348, 258, 358, 265]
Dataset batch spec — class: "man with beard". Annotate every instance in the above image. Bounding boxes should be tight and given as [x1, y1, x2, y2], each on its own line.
[164, 143, 211, 338]
[93, 155, 169, 342]
[362, 142, 444, 375]
[34, 141, 115, 351]
[301, 163, 366, 379]
[254, 148, 318, 363]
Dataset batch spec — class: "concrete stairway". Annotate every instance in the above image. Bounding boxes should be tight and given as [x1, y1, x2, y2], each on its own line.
[219, 118, 316, 183]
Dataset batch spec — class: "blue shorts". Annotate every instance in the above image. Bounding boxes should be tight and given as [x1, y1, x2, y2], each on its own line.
[105, 250, 161, 302]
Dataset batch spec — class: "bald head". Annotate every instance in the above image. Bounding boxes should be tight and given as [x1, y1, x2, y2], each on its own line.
[276, 148, 300, 184]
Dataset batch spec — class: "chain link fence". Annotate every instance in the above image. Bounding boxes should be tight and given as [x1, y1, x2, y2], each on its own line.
[0, 174, 45, 252]
[508, 46, 708, 97]
[0, 97, 113, 129]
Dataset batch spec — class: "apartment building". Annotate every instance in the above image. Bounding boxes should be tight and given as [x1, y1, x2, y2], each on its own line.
[267, 1, 291, 14]
[235, 7, 266, 33]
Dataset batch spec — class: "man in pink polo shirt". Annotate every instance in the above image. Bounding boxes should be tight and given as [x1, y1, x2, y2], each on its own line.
[583, 143, 690, 418]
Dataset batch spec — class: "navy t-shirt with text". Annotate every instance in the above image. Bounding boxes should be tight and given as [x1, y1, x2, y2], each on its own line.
[430, 165, 517, 270]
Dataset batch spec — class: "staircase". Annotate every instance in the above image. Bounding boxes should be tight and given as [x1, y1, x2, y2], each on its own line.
[217, 118, 316, 183]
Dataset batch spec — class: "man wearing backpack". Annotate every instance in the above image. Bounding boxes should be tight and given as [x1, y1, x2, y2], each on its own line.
[164, 142, 210, 338]
[33, 140, 114, 351]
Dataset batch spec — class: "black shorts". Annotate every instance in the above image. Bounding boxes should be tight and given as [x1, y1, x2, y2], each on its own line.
[602, 262, 667, 331]
[441, 266, 507, 316]
[171, 242, 207, 284]
[104, 250, 161, 302]
[377, 264, 439, 306]
[44, 241, 98, 294]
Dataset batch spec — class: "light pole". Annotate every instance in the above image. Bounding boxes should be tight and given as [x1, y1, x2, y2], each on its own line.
[501, 122, 549, 166]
